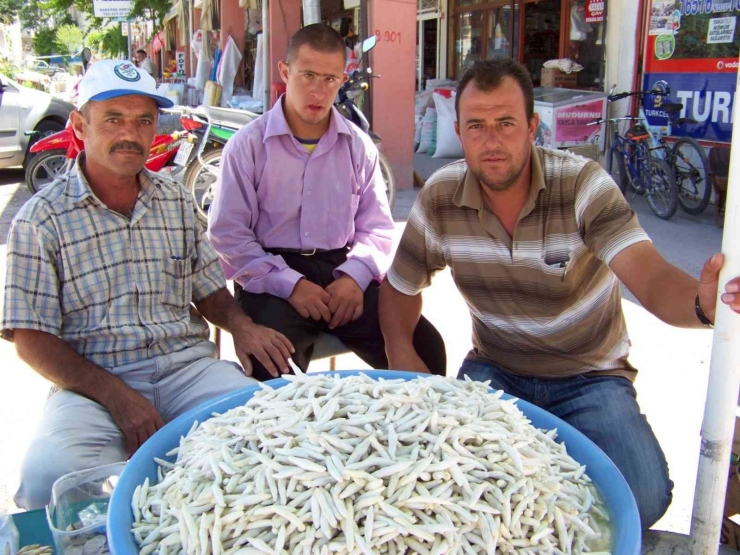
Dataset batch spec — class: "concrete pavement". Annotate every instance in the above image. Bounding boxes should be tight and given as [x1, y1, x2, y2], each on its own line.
[0, 161, 727, 537]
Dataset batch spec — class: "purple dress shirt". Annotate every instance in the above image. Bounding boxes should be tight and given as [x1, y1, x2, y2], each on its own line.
[207, 99, 395, 299]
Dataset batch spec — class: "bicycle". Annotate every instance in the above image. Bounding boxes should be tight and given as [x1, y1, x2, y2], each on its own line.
[607, 81, 710, 215]
[589, 111, 678, 220]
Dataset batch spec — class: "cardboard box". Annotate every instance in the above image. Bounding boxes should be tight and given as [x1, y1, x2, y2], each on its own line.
[540, 67, 579, 88]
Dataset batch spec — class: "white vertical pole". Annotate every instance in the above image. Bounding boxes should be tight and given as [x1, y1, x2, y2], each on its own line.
[262, 0, 270, 110]
[127, 21, 133, 61]
[689, 63, 740, 554]
[302, 0, 321, 25]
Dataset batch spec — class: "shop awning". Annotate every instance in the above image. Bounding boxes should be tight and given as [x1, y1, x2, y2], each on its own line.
[151, 31, 165, 54]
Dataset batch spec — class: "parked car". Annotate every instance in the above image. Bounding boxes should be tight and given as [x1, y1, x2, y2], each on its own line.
[18, 59, 63, 76]
[0, 73, 73, 170]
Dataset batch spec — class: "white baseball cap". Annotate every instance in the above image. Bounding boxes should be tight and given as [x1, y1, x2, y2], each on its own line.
[77, 59, 174, 109]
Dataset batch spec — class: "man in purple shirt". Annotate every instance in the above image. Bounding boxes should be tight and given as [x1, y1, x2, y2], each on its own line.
[208, 24, 446, 381]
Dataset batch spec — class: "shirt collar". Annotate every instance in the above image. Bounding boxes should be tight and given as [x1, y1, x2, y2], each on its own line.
[453, 145, 547, 211]
[62, 153, 161, 208]
[263, 95, 352, 143]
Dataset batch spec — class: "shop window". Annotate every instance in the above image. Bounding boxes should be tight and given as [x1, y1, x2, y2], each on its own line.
[455, 11, 485, 76]
[521, 0, 561, 85]
[567, 0, 606, 89]
[487, 4, 519, 59]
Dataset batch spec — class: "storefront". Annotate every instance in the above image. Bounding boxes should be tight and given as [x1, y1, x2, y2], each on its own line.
[416, 0, 448, 90]
[447, 0, 607, 89]
[641, 0, 740, 143]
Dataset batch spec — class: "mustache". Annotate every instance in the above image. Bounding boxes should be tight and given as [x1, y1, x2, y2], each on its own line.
[110, 141, 145, 155]
[480, 151, 508, 159]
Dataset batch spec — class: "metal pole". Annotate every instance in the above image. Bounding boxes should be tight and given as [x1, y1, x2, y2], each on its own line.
[689, 63, 740, 553]
[262, 0, 270, 110]
[127, 21, 133, 61]
[302, 0, 321, 25]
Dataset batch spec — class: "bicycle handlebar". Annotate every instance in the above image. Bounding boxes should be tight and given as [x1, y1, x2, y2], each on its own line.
[607, 87, 671, 103]
[586, 116, 644, 126]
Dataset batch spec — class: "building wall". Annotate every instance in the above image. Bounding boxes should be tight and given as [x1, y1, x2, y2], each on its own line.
[605, 0, 641, 120]
[369, 0, 418, 190]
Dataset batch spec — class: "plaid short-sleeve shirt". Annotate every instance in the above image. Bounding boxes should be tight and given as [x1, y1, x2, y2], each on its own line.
[1, 157, 226, 369]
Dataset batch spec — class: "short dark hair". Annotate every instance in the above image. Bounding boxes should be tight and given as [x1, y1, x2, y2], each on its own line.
[286, 24, 346, 64]
[136, 49, 147, 56]
[455, 57, 534, 122]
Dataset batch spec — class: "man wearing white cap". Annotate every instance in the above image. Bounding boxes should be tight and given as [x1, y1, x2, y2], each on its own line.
[2, 60, 294, 509]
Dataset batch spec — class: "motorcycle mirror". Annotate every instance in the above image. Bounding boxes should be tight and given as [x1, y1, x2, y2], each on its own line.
[81, 47, 92, 73]
[362, 35, 377, 53]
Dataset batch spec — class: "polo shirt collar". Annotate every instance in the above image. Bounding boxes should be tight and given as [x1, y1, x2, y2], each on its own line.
[453, 145, 547, 212]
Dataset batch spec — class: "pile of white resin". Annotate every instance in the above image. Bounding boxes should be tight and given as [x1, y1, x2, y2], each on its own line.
[131, 373, 612, 555]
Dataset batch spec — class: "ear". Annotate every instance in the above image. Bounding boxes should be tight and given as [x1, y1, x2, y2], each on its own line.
[278, 61, 290, 84]
[529, 112, 540, 143]
[454, 121, 460, 139]
[69, 110, 87, 142]
[341, 73, 349, 85]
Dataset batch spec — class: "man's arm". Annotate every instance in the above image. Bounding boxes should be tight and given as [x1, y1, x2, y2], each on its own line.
[328, 147, 395, 328]
[194, 288, 294, 377]
[611, 244, 740, 327]
[379, 280, 430, 373]
[13, 329, 164, 455]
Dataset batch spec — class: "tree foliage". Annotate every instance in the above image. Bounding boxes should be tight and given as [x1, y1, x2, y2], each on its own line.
[56, 24, 84, 55]
[86, 25, 128, 58]
[32, 27, 61, 57]
[0, 0, 24, 26]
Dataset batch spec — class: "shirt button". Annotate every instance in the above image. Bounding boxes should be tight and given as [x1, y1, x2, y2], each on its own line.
[306, 191, 311, 196]
[304, 232, 309, 237]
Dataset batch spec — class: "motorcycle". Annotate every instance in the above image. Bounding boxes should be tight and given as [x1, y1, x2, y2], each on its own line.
[174, 33, 395, 224]
[24, 123, 184, 194]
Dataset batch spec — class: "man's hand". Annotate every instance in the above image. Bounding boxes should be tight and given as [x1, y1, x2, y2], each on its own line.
[699, 253, 740, 323]
[105, 385, 165, 456]
[288, 279, 332, 322]
[232, 318, 294, 378]
[388, 349, 432, 375]
[325, 275, 364, 329]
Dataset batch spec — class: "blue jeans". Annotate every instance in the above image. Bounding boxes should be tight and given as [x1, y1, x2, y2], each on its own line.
[458, 360, 673, 529]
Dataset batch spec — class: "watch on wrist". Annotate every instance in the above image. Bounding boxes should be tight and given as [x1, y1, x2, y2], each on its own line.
[695, 295, 714, 328]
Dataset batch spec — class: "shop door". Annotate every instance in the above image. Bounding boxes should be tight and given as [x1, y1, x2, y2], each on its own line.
[417, 15, 440, 91]
[519, 0, 562, 86]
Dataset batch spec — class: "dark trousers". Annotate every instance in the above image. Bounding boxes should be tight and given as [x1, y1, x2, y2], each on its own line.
[235, 248, 447, 381]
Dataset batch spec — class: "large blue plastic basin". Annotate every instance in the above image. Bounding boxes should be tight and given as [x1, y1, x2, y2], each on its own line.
[108, 370, 641, 553]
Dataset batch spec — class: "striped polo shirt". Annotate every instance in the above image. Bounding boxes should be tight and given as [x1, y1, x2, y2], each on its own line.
[388, 147, 650, 380]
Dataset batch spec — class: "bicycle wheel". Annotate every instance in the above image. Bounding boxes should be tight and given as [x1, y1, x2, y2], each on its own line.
[645, 157, 678, 220]
[184, 148, 222, 225]
[608, 145, 628, 194]
[672, 138, 710, 214]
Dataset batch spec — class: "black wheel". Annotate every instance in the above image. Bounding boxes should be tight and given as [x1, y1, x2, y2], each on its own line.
[645, 157, 679, 220]
[24, 149, 70, 193]
[379, 152, 396, 210]
[672, 138, 710, 214]
[184, 148, 222, 225]
[608, 145, 628, 195]
[24, 120, 65, 165]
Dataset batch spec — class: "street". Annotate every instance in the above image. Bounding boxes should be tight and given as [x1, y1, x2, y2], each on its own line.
[0, 163, 726, 537]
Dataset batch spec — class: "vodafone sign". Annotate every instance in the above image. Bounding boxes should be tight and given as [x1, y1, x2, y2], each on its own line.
[585, 0, 605, 23]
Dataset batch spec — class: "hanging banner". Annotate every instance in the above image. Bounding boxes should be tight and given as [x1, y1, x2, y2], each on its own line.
[92, 0, 132, 18]
[643, 0, 740, 142]
[585, 0, 606, 23]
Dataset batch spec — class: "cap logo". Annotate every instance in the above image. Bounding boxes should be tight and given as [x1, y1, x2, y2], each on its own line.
[114, 62, 141, 82]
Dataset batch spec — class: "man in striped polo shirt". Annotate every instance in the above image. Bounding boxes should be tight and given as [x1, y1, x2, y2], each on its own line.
[379, 58, 740, 528]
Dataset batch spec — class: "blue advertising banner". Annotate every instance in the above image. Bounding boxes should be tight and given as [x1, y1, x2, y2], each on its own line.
[643, 71, 736, 142]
